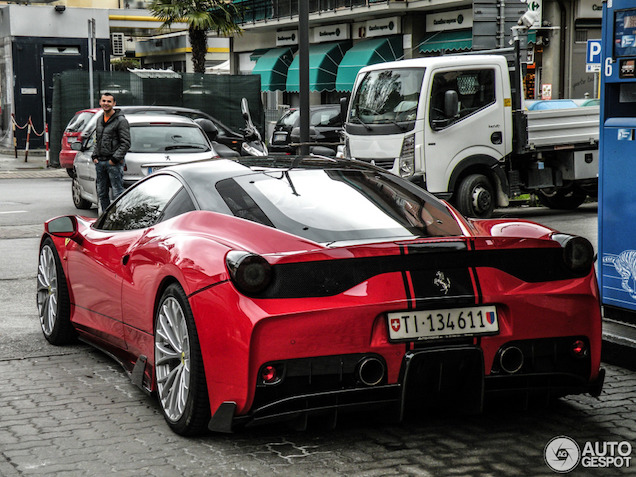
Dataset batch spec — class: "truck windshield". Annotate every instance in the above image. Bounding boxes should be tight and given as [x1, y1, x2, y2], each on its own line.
[350, 68, 425, 125]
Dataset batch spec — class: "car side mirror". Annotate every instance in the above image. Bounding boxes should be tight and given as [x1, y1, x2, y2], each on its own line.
[45, 215, 83, 244]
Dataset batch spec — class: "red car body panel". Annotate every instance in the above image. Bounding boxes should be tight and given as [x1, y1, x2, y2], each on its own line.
[42, 165, 604, 432]
[60, 109, 99, 169]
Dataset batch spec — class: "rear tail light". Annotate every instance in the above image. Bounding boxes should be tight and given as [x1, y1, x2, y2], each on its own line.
[551, 234, 595, 273]
[260, 365, 281, 385]
[226, 251, 272, 294]
[571, 339, 588, 358]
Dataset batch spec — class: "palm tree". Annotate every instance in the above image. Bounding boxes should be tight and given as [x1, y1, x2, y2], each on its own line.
[148, 0, 243, 73]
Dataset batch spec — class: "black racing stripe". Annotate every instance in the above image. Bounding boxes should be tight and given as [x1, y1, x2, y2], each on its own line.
[252, 245, 583, 299]
[399, 245, 413, 309]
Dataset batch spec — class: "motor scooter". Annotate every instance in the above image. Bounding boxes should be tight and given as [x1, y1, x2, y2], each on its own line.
[239, 98, 268, 156]
[195, 98, 267, 157]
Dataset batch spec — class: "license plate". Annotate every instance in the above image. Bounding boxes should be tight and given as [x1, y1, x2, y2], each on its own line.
[147, 166, 166, 175]
[387, 305, 499, 341]
[273, 132, 287, 142]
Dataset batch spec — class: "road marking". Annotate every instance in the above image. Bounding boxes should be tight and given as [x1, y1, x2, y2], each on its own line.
[0, 210, 27, 214]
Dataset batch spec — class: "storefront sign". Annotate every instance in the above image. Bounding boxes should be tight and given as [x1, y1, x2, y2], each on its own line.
[426, 9, 473, 32]
[577, 0, 603, 19]
[366, 17, 401, 38]
[276, 30, 298, 46]
[313, 23, 349, 42]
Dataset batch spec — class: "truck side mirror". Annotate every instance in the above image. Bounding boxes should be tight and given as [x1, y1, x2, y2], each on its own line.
[340, 97, 348, 123]
[444, 90, 459, 118]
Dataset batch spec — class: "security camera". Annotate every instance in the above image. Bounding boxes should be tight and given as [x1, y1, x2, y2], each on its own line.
[518, 11, 539, 28]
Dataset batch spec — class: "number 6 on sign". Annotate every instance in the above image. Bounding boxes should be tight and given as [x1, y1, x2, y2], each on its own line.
[605, 57, 613, 77]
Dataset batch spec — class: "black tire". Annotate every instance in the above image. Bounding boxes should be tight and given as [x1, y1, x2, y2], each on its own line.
[36, 238, 76, 345]
[154, 284, 210, 436]
[537, 188, 587, 210]
[456, 174, 495, 219]
[66, 168, 75, 179]
[72, 175, 92, 210]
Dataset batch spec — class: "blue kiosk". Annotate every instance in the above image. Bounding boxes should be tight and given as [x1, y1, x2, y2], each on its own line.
[599, 0, 636, 335]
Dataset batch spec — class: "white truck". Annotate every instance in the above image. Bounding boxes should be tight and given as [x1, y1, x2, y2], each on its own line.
[341, 55, 599, 218]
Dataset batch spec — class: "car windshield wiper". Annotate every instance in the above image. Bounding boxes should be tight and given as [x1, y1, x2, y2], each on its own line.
[164, 144, 208, 151]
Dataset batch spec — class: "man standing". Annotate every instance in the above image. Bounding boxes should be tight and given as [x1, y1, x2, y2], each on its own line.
[92, 92, 130, 211]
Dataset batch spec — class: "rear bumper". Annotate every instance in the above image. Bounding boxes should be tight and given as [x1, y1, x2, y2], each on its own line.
[208, 339, 604, 433]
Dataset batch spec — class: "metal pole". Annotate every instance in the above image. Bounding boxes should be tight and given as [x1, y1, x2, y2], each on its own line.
[40, 56, 49, 167]
[88, 19, 96, 108]
[299, 0, 310, 155]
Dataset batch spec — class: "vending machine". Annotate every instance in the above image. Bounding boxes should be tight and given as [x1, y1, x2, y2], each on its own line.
[599, 0, 636, 324]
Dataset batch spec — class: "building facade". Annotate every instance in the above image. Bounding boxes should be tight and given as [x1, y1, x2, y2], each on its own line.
[229, 0, 603, 113]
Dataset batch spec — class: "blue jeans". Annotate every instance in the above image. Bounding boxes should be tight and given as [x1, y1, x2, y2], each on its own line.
[95, 160, 124, 211]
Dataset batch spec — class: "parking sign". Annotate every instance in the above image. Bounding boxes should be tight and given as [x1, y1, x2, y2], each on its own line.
[586, 40, 602, 72]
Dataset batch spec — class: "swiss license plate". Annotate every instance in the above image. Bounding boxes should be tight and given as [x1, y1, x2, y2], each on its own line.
[387, 305, 499, 341]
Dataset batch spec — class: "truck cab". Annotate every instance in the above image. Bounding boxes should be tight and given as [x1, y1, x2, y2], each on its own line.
[344, 55, 598, 218]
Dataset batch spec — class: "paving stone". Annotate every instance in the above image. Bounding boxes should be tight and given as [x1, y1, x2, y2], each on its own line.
[1, 351, 636, 476]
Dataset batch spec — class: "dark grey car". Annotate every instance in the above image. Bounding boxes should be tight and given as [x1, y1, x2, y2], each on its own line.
[269, 104, 342, 154]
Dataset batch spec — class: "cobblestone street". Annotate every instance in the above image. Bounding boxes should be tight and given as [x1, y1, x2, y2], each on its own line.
[1, 342, 635, 476]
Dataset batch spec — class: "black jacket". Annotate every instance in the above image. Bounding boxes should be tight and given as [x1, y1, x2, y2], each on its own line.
[92, 109, 131, 164]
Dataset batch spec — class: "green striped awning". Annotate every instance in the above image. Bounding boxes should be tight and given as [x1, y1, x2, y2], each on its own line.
[249, 48, 271, 61]
[286, 42, 350, 92]
[418, 30, 472, 54]
[251, 47, 294, 91]
[335, 36, 403, 92]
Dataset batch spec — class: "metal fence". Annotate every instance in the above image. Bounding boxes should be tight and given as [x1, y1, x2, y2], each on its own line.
[49, 70, 262, 167]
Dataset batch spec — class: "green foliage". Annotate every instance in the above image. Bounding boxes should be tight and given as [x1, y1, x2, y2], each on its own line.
[148, 0, 243, 73]
[111, 57, 141, 71]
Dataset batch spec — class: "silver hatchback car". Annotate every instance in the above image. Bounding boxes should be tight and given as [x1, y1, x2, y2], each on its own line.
[72, 114, 218, 210]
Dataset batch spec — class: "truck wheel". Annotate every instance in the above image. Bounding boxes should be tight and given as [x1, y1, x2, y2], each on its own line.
[456, 174, 495, 219]
[537, 188, 586, 210]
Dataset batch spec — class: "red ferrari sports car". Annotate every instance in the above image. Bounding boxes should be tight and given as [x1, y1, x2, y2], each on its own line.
[37, 156, 604, 436]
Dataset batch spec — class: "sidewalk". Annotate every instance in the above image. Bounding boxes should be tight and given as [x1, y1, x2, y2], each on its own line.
[0, 149, 68, 178]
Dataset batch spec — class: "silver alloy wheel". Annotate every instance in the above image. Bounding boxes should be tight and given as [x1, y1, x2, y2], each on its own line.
[37, 245, 58, 336]
[72, 176, 82, 204]
[155, 296, 191, 422]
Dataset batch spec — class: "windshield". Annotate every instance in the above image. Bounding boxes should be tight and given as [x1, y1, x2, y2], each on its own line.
[205, 168, 462, 243]
[129, 125, 210, 153]
[350, 68, 425, 124]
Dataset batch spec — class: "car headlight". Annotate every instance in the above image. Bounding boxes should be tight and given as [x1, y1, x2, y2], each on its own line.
[226, 251, 272, 294]
[551, 234, 595, 273]
[398, 134, 415, 177]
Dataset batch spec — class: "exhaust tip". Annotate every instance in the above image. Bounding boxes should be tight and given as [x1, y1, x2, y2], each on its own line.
[357, 357, 385, 386]
[499, 346, 524, 374]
